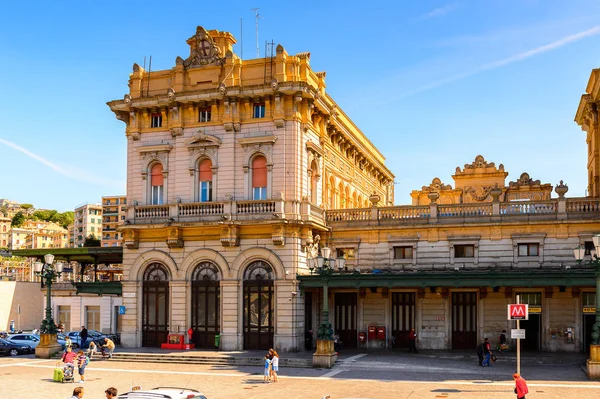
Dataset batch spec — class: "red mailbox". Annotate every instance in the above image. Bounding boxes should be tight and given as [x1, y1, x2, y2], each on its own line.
[377, 326, 386, 340]
[368, 326, 377, 340]
[358, 332, 366, 343]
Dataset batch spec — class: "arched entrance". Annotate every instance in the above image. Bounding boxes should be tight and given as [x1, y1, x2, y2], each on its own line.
[191, 261, 220, 348]
[243, 261, 274, 350]
[142, 263, 170, 347]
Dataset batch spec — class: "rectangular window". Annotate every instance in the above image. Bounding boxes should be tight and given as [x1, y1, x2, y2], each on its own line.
[582, 292, 597, 307]
[199, 181, 212, 202]
[519, 292, 542, 305]
[86, 306, 101, 331]
[91, 227, 95, 232]
[151, 113, 162, 128]
[518, 243, 539, 256]
[336, 248, 356, 260]
[253, 103, 266, 119]
[394, 246, 413, 259]
[151, 185, 164, 205]
[199, 107, 211, 122]
[58, 306, 71, 333]
[455, 244, 474, 258]
[584, 241, 595, 255]
[253, 186, 267, 200]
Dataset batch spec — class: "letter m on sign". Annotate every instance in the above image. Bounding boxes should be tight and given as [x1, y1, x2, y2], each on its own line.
[508, 304, 528, 320]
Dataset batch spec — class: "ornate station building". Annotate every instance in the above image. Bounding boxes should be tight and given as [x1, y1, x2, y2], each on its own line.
[109, 26, 600, 352]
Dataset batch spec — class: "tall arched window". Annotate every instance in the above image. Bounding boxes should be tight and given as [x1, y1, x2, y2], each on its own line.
[338, 183, 345, 209]
[344, 186, 350, 209]
[327, 177, 335, 209]
[150, 164, 164, 205]
[252, 156, 267, 200]
[310, 160, 318, 205]
[198, 159, 213, 202]
[2, 225, 6, 232]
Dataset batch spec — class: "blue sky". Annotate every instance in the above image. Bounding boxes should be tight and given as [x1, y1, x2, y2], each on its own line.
[1, 1, 599, 211]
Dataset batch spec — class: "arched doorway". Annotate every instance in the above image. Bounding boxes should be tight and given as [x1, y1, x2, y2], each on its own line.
[142, 263, 170, 347]
[191, 262, 220, 348]
[243, 261, 274, 350]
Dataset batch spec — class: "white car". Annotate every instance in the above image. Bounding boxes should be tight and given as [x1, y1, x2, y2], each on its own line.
[118, 387, 207, 399]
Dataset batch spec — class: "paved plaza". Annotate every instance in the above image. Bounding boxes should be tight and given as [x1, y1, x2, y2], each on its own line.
[1, 350, 599, 399]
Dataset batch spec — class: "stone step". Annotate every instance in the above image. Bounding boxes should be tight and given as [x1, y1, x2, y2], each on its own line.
[51, 352, 313, 368]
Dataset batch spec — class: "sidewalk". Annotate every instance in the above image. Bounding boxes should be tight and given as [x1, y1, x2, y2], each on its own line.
[111, 346, 588, 365]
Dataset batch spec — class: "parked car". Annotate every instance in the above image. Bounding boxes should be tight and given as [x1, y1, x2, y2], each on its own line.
[0, 338, 32, 356]
[7, 334, 40, 349]
[66, 330, 119, 347]
[8, 334, 66, 350]
[118, 387, 207, 399]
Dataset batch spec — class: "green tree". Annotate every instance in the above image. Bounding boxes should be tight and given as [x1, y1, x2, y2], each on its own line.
[20, 204, 33, 210]
[83, 234, 101, 247]
[11, 212, 25, 227]
[55, 211, 74, 229]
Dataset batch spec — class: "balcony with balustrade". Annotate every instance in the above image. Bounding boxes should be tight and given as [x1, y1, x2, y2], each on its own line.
[325, 197, 600, 226]
[124, 198, 326, 226]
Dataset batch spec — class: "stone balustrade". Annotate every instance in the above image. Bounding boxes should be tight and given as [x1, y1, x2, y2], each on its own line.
[326, 197, 600, 224]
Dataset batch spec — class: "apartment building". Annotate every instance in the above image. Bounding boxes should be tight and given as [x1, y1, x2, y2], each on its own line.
[0, 216, 10, 248]
[73, 204, 103, 247]
[101, 195, 126, 247]
[23, 222, 69, 249]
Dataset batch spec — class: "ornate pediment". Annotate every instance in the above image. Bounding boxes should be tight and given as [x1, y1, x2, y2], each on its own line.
[185, 131, 223, 149]
[508, 172, 541, 188]
[184, 26, 225, 68]
[422, 177, 453, 192]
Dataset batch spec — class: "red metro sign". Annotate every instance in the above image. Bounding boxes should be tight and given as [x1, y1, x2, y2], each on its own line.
[507, 304, 529, 320]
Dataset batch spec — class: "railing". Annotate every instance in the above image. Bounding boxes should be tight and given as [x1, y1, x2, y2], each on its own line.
[379, 206, 430, 220]
[236, 200, 276, 214]
[500, 201, 556, 215]
[178, 202, 224, 216]
[327, 208, 371, 222]
[566, 198, 600, 213]
[135, 205, 169, 219]
[310, 205, 325, 219]
[438, 203, 492, 217]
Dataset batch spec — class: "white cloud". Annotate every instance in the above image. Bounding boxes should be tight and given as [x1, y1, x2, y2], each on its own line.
[396, 25, 600, 98]
[419, 2, 459, 20]
[0, 138, 125, 188]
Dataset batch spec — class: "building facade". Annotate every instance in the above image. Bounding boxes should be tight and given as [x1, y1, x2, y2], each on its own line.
[108, 26, 598, 353]
[108, 26, 394, 350]
[101, 195, 127, 247]
[0, 216, 10, 248]
[73, 204, 103, 247]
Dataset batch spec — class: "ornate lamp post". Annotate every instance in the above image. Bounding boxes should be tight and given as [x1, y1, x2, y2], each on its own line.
[307, 246, 345, 368]
[32, 254, 63, 358]
[573, 235, 600, 379]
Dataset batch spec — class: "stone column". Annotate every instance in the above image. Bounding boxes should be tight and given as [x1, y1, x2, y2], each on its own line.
[120, 281, 140, 348]
[170, 280, 187, 334]
[220, 280, 241, 350]
[274, 280, 302, 351]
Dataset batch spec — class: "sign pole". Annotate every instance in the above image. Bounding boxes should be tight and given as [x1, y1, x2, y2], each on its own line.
[516, 295, 521, 375]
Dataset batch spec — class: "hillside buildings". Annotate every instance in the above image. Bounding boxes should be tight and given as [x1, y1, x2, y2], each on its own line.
[101, 195, 127, 247]
[73, 203, 103, 247]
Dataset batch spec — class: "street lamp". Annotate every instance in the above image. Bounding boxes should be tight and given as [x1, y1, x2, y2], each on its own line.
[573, 235, 600, 345]
[307, 247, 346, 340]
[33, 254, 63, 334]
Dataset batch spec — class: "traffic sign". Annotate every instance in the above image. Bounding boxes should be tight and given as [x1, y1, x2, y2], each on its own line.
[508, 304, 529, 320]
[511, 329, 526, 339]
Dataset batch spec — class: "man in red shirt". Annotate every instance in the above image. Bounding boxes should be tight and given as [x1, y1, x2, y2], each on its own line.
[408, 328, 418, 353]
[513, 373, 529, 399]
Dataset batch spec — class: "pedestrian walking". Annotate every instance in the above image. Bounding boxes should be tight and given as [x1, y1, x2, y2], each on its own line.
[104, 387, 118, 399]
[513, 373, 529, 399]
[102, 337, 115, 358]
[263, 354, 271, 383]
[271, 350, 279, 382]
[68, 386, 84, 399]
[481, 338, 492, 367]
[408, 328, 418, 353]
[64, 335, 73, 350]
[76, 350, 89, 383]
[80, 326, 88, 349]
[476, 339, 484, 366]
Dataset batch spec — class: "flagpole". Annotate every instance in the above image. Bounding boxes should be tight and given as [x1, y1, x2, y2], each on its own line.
[516, 294, 521, 375]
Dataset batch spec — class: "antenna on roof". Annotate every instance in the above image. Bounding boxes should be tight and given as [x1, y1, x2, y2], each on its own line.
[146, 56, 152, 97]
[251, 7, 261, 58]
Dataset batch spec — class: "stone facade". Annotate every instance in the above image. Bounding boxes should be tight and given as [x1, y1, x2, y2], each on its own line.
[108, 26, 393, 351]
